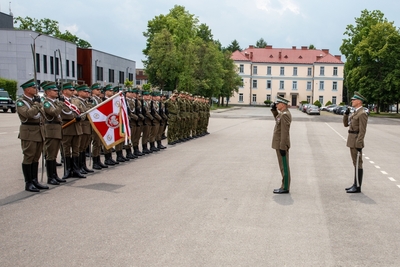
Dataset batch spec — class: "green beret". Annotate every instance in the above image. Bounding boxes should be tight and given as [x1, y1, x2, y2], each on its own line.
[43, 82, 58, 91]
[142, 91, 150, 95]
[91, 83, 101, 90]
[104, 84, 113, 91]
[20, 79, 37, 90]
[76, 84, 90, 92]
[351, 91, 366, 102]
[113, 86, 121, 92]
[62, 82, 75, 90]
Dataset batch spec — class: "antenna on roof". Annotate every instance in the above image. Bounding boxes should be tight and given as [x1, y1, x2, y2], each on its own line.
[9, 1, 13, 16]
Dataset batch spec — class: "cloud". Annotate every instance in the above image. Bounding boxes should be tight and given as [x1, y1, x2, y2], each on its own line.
[255, 0, 300, 15]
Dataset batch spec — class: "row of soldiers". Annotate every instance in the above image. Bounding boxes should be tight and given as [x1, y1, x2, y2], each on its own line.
[17, 78, 211, 192]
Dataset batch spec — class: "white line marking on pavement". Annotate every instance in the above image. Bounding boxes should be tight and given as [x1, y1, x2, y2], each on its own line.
[397, 185, 400, 189]
[365, 157, 370, 160]
[381, 171, 388, 175]
[325, 123, 347, 141]
[375, 166, 381, 169]
[0, 132, 6, 135]
[389, 177, 396, 182]
[13, 131, 19, 133]
[370, 161, 375, 164]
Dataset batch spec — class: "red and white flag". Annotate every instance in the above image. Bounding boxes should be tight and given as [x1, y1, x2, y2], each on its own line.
[87, 93, 131, 150]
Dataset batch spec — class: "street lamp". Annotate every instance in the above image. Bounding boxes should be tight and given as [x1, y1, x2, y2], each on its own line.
[30, 33, 42, 85]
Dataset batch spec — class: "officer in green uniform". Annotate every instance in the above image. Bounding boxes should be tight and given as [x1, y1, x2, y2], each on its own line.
[131, 89, 145, 156]
[271, 95, 292, 194]
[42, 82, 66, 185]
[113, 86, 128, 162]
[141, 91, 154, 154]
[124, 87, 138, 159]
[75, 84, 94, 174]
[90, 83, 109, 169]
[344, 92, 368, 193]
[17, 79, 49, 192]
[165, 92, 180, 145]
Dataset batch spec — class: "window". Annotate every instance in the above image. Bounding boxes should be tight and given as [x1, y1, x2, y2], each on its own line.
[319, 81, 324, 90]
[252, 94, 257, 103]
[266, 94, 271, 101]
[77, 64, 83, 79]
[333, 67, 338, 76]
[136, 80, 141, 85]
[239, 93, 244, 102]
[307, 81, 312, 91]
[119, 71, 125, 84]
[109, 69, 115, 83]
[320, 66, 325, 75]
[307, 67, 312, 76]
[96, 67, 104, 81]
[240, 78, 244, 87]
[319, 96, 324, 104]
[72, 61, 75, 78]
[293, 67, 297, 76]
[43, 55, 47, 74]
[252, 80, 257, 89]
[307, 96, 311, 103]
[267, 66, 271, 75]
[239, 64, 244, 73]
[267, 80, 271, 89]
[36, 53, 40, 73]
[55, 57, 59, 75]
[50, 56, 54, 75]
[253, 66, 257, 75]
[66, 60, 70, 77]
[280, 67, 285, 75]
[292, 81, 297, 90]
[332, 96, 337, 104]
[128, 73, 134, 81]
[332, 81, 338, 91]
[279, 81, 284, 89]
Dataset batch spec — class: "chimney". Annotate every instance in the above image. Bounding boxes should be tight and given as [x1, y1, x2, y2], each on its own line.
[279, 51, 282, 59]
[292, 46, 296, 50]
[250, 52, 253, 60]
[301, 46, 308, 50]
[316, 55, 323, 61]
[334, 55, 342, 61]
[322, 49, 329, 54]
[244, 52, 249, 59]
[249, 45, 254, 49]
[266, 45, 273, 49]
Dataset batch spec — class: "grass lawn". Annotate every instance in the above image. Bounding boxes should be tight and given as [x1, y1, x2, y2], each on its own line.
[369, 112, 400, 118]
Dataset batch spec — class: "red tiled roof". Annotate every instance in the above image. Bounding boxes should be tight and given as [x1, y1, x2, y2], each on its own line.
[232, 46, 343, 64]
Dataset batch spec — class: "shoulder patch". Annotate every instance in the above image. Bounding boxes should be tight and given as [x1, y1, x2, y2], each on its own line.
[17, 101, 24, 107]
[44, 102, 51, 108]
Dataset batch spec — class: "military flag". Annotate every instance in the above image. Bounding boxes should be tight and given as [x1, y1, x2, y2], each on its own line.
[87, 92, 131, 150]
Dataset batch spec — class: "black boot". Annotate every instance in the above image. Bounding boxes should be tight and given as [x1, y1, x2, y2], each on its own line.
[46, 160, 59, 185]
[92, 156, 102, 170]
[104, 153, 115, 166]
[110, 152, 119, 164]
[150, 142, 159, 152]
[134, 146, 143, 156]
[116, 150, 126, 162]
[52, 160, 66, 183]
[125, 148, 137, 159]
[120, 150, 129, 161]
[62, 157, 73, 179]
[79, 152, 88, 174]
[142, 144, 150, 154]
[31, 162, 49, 189]
[72, 156, 86, 178]
[97, 156, 108, 168]
[345, 168, 357, 190]
[157, 140, 166, 150]
[23, 163, 39, 192]
[347, 169, 363, 193]
[81, 151, 94, 173]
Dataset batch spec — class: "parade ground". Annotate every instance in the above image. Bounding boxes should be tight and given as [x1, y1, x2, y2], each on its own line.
[1, 107, 400, 267]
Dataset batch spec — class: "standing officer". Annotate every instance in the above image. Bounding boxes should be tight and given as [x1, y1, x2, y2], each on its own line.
[17, 79, 48, 192]
[131, 89, 145, 156]
[42, 82, 66, 185]
[141, 91, 154, 154]
[113, 86, 128, 162]
[60, 83, 85, 179]
[90, 83, 109, 169]
[102, 84, 118, 165]
[344, 92, 368, 193]
[124, 87, 138, 159]
[271, 95, 292, 194]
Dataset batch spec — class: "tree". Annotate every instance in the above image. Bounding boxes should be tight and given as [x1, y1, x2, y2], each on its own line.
[197, 23, 213, 42]
[308, 44, 316, 49]
[225, 39, 241, 52]
[255, 38, 267, 48]
[219, 51, 242, 106]
[14, 16, 91, 48]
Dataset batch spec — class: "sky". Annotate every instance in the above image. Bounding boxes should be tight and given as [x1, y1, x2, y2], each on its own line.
[2, 0, 400, 68]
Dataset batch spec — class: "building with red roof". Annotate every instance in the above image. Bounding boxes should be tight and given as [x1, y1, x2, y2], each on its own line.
[230, 45, 344, 106]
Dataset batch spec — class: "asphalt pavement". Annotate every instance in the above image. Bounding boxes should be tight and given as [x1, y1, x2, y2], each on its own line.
[1, 107, 400, 267]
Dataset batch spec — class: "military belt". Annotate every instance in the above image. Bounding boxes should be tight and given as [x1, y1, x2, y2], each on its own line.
[21, 122, 41, 125]
[348, 130, 359, 134]
[45, 121, 62, 125]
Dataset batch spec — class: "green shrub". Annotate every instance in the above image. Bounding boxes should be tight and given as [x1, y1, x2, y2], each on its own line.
[313, 100, 322, 108]
[325, 100, 332, 106]
[264, 99, 272, 106]
[0, 78, 18, 100]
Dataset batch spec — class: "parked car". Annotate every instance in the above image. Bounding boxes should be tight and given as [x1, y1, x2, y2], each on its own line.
[0, 88, 16, 113]
[306, 105, 320, 115]
[302, 104, 311, 113]
[321, 104, 337, 111]
[335, 106, 348, 115]
[363, 107, 370, 115]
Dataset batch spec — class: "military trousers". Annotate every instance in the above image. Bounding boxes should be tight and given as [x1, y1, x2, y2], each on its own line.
[62, 135, 81, 158]
[350, 147, 363, 169]
[149, 120, 160, 142]
[275, 149, 291, 190]
[92, 131, 102, 157]
[21, 140, 43, 164]
[79, 133, 91, 153]
[45, 138, 61, 161]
